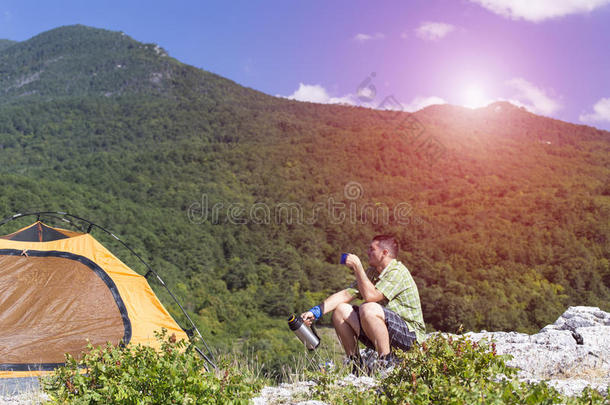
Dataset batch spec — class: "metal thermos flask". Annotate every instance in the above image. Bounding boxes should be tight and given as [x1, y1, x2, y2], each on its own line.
[288, 314, 320, 350]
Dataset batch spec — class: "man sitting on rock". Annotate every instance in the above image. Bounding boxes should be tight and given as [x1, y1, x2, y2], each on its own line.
[301, 235, 425, 373]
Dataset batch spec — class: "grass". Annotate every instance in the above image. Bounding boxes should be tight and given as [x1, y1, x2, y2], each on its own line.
[0, 377, 49, 404]
[277, 325, 347, 384]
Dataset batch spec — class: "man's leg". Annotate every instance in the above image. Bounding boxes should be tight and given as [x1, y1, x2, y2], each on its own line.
[332, 303, 361, 355]
[359, 302, 390, 356]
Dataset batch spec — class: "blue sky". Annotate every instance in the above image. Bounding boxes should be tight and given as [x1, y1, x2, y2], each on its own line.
[1, 0, 609, 130]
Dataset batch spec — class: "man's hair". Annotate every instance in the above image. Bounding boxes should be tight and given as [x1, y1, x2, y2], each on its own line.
[373, 235, 399, 258]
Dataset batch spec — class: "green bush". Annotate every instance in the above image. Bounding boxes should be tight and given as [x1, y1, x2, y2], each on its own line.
[43, 330, 264, 404]
[41, 331, 609, 404]
[379, 334, 560, 404]
[303, 334, 609, 404]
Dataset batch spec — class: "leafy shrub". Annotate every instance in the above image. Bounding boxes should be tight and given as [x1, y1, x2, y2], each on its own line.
[379, 333, 562, 404]
[43, 330, 264, 404]
[303, 334, 609, 404]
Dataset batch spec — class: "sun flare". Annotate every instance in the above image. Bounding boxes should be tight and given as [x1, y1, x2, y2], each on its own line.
[461, 84, 489, 109]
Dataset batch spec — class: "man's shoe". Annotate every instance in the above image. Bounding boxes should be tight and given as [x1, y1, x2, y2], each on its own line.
[370, 353, 398, 378]
[344, 354, 365, 376]
[359, 348, 378, 374]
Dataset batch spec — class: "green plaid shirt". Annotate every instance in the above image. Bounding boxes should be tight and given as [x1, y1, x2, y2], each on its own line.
[346, 259, 425, 343]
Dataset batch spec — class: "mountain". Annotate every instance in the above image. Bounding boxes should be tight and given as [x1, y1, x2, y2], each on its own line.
[0, 25, 608, 377]
[0, 39, 16, 52]
[0, 25, 273, 106]
[0, 25, 172, 99]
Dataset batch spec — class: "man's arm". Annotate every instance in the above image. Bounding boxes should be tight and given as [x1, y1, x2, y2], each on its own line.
[346, 254, 385, 302]
[301, 289, 354, 326]
[322, 289, 356, 313]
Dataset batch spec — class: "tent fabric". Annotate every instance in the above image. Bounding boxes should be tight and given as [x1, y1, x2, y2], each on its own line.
[0, 222, 80, 242]
[0, 222, 188, 378]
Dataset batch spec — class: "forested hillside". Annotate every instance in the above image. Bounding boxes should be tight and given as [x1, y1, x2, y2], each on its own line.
[0, 39, 16, 52]
[1, 25, 608, 377]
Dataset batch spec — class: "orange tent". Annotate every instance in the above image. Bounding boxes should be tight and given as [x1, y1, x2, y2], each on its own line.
[0, 221, 189, 377]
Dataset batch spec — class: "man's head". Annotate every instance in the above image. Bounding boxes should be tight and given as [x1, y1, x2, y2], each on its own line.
[368, 235, 398, 269]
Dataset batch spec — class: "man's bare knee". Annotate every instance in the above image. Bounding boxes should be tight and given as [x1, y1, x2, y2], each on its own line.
[332, 303, 354, 323]
[359, 302, 384, 320]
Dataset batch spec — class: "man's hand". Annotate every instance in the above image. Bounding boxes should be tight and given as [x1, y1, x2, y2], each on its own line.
[344, 253, 363, 271]
[347, 254, 385, 302]
[300, 311, 315, 327]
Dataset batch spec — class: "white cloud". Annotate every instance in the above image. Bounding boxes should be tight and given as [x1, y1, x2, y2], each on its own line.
[283, 84, 449, 113]
[506, 78, 560, 115]
[579, 98, 610, 123]
[416, 22, 455, 41]
[284, 83, 355, 105]
[403, 96, 447, 112]
[495, 98, 529, 109]
[353, 32, 385, 42]
[469, 0, 610, 22]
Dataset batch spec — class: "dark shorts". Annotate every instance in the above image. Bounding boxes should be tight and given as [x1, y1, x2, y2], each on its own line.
[353, 305, 417, 352]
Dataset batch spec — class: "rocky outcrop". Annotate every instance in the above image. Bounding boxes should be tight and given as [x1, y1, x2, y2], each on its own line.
[252, 375, 377, 405]
[253, 306, 609, 403]
[465, 306, 610, 397]
[3, 307, 607, 404]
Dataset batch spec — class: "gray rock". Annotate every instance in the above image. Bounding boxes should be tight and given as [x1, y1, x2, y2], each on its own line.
[252, 307, 609, 403]
[251, 375, 377, 405]
[547, 306, 609, 332]
[252, 381, 316, 405]
[466, 306, 610, 397]
[563, 317, 596, 330]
